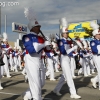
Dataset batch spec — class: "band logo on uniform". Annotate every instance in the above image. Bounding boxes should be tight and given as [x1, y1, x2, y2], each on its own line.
[91, 42, 95, 46]
[25, 37, 30, 42]
[60, 42, 63, 46]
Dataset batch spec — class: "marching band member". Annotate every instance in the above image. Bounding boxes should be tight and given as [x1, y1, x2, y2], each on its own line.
[9, 47, 14, 71]
[41, 50, 48, 83]
[1, 32, 11, 78]
[0, 40, 5, 90]
[41, 50, 46, 68]
[52, 41, 60, 72]
[45, 49, 56, 81]
[22, 7, 51, 100]
[87, 39, 96, 74]
[78, 49, 84, 75]
[75, 37, 84, 76]
[13, 43, 19, 72]
[18, 47, 22, 70]
[21, 49, 27, 76]
[69, 44, 78, 78]
[90, 21, 100, 90]
[53, 17, 81, 99]
[88, 47, 95, 74]
[21, 49, 28, 83]
[77, 38, 91, 77]
[81, 39, 91, 77]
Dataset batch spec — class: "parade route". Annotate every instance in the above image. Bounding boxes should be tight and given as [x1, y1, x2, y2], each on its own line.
[0, 70, 100, 100]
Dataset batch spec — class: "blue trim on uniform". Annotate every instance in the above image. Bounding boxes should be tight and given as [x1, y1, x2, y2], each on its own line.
[1, 45, 7, 48]
[90, 39, 100, 54]
[22, 33, 37, 54]
[58, 39, 68, 55]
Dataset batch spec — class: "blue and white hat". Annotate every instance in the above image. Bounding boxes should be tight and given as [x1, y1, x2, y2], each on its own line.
[59, 17, 68, 33]
[90, 21, 100, 36]
[24, 7, 41, 30]
[3, 32, 8, 41]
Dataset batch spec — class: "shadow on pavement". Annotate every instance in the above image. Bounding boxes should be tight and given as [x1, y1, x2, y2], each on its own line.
[43, 75, 94, 100]
[2, 95, 20, 100]
[3, 80, 25, 88]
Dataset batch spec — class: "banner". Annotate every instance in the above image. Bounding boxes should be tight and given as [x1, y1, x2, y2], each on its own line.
[68, 20, 97, 39]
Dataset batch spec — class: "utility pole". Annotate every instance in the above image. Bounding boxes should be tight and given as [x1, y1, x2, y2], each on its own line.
[0, 6, 1, 35]
[5, 15, 7, 33]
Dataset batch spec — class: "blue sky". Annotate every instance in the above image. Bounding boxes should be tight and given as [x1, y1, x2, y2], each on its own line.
[1, 0, 100, 41]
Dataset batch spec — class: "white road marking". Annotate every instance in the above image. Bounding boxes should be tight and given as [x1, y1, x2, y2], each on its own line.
[0, 92, 20, 95]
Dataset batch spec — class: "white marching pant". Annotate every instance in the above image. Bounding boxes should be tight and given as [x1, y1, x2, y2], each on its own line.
[9, 54, 14, 70]
[83, 58, 90, 76]
[18, 56, 22, 70]
[78, 68, 83, 75]
[53, 56, 59, 72]
[70, 57, 76, 77]
[0, 66, 3, 79]
[23, 88, 32, 100]
[23, 54, 44, 100]
[22, 68, 26, 74]
[92, 75, 99, 83]
[89, 59, 95, 73]
[14, 57, 18, 72]
[54, 55, 76, 95]
[42, 58, 46, 68]
[23, 61, 46, 100]
[93, 55, 100, 89]
[78, 57, 84, 74]
[46, 58, 55, 80]
[53, 75, 65, 92]
[0, 65, 3, 88]
[40, 60, 46, 88]
[3, 54, 10, 77]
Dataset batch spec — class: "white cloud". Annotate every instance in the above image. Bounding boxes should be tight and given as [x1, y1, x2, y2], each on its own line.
[1, 0, 100, 41]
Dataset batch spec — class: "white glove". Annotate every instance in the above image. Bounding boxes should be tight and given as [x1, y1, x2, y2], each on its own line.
[73, 45, 78, 50]
[97, 45, 100, 54]
[73, 52, 78, 56]
[67, 45, 78, 54]
[9, 46, 12, 49]
[44, 41, 51, 46]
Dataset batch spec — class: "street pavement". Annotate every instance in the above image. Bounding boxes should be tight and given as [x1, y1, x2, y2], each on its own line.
[0, 70, 100, 100]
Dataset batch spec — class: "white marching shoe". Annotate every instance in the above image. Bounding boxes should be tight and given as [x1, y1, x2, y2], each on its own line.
[23, 95, 28, 100]
[73, 76, 77, 78]
[53, 90, 62, 96]
[84, 75, 88, 77]
[7, 75, 11, 78]
[78, 71, 80, 76]
[88, 74, 91, 76]
[92, 71, 95, 74]
[91, 78, 97, 89]
[70, 94, 81, 99]
[50, 79, 56, 81]
[0, 86, 3, 90]
[55, 71, 59, 72]
[21, 72, 26, 75]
